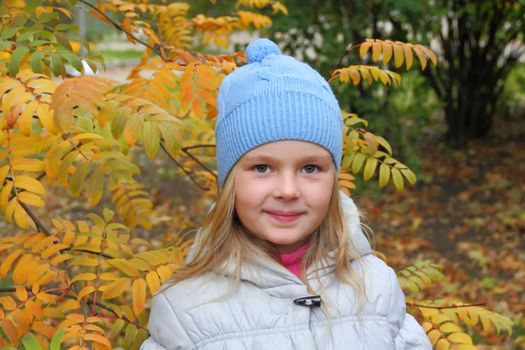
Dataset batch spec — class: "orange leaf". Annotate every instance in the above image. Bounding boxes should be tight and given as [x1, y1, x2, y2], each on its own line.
[16, 285, 28, 301]
[1, 248, 23, 277]
[132, 278, 146, 315]
[0, 295, 17, 310]
[83, 333, 112, 349]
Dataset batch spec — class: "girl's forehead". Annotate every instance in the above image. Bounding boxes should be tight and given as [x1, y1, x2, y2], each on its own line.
[241, 140, 332, 161]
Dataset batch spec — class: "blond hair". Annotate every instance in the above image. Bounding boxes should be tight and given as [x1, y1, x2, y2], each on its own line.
[172, 167, 365, 299]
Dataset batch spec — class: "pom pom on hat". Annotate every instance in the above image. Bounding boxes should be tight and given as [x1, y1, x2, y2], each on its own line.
[246, 38, 281, 63]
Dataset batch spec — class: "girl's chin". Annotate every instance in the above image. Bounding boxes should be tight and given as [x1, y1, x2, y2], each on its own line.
[267, 237, 311, 253]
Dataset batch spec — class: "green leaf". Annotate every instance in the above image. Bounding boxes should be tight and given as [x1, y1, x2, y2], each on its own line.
[55, 24, 78, 32]
[363, 158, 378, 181]
[29, 39, 50, 47]
[378, 163, 390, 188]
[17, 29, 35, 42]
[62, 51, 83, 71]
[70, 162, 91, 196]
[1, 27, 20, 39]
[49, 329, 64, 350]
[87, 171, 104, 207]
[142, 122, 161, 159]
[50, 53, 63, 77]
[103, 208, 115, 222]
[30, 51, 45, 73]
[110, 318, 126, 337]
[0, 40, 13, 51]
[21, 333, 42, 350]
[24, 0, 43, 15]
[374, 135, 393, 155]
[54, 32, 72, 51]
[37, 12, 58, 24]
[8, 45, 30, 75]
[11, 15, 27, 27]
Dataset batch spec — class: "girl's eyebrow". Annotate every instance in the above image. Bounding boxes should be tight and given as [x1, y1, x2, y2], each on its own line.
[242, 154, 331, 163]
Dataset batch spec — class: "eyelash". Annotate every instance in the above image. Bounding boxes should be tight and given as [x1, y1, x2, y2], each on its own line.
[252, 164, 320, 174]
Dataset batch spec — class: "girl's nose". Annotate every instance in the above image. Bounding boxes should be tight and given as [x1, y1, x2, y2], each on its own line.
[273, 173, 300, 199]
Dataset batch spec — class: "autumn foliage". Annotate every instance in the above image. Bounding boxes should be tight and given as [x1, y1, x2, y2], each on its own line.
[0, 0, 514, 349]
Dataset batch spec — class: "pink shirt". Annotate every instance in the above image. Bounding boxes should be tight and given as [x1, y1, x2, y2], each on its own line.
[278, 243, 309, 279]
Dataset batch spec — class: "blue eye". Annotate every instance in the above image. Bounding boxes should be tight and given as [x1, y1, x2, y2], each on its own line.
[254, 164, 270, 173]
[302, 165, 319, 173]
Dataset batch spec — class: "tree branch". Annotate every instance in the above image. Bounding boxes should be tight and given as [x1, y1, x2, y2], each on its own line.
[180, 146, 217, 181]
[0, 287, 141, 328]
[76, 0, 158, 55]
[326, 43, 362, 81]
[161, 143, 210, 192]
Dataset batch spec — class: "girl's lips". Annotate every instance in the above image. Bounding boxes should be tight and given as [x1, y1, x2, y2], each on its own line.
[265, 211, 303, 223]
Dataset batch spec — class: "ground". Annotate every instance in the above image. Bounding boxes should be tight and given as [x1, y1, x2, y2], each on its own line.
[360, 123, 524, 349]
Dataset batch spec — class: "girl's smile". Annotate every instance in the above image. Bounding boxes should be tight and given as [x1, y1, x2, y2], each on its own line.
[233, 140, 336, 253]
[264, 210, 304, 224]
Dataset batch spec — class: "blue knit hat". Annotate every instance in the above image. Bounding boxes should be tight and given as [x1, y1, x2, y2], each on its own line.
[215, 38, 343, 186]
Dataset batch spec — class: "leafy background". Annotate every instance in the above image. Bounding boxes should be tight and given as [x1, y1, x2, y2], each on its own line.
[0, 0, 524, 349]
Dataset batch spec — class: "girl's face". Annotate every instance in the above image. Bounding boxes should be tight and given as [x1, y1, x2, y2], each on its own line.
[233, 140, 335, 253]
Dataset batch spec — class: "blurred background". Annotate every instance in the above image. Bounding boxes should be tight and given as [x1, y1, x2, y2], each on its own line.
[6, 0, 525, 348]
[80, 1, 524, 347]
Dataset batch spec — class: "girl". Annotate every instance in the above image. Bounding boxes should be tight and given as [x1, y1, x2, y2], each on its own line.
[141, 38, 431, 350]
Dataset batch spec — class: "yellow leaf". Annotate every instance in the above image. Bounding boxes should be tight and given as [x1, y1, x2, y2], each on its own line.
[391, 168, 404, 190]
[403, 43, 414, 69]
[70, 272, 97, 284]
[146, 271, 161, 295]
[447, 332, 473, 344]
[156, 265, 173, 283]
[77, 286, 96, 300]
[36, 103, 58, 133]
[12, 253, 34, 284]
[359, 40, 372, 58]
[11, 158, 44, 172]
[427, 329, 442, 345]
[379, 163, 390, 188]
[18, 191, 45, 207]
[132, 278, 146, 315]
[14, 175, 46, 194]
[0, 295, 17, 310]
[108, 259, 140, 277]
[393, 43, 404, 68]
[0, 181, 13, 211]
[351, 153, 366, 174]
[372, 41, 381, 62]
[401, 168, 417, 184]
[413, 45, 427, 70]
[101, 278, 131, 299]
[382, 41, 393, 64]
[363, 158, 378, 181]
[453, 345, 478, 350]
[436, 338, 450, 350]
[19, 100, 38, 136]
[440, 322, 462, 333]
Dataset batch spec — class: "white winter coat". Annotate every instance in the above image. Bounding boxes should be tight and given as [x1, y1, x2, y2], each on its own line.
[141, 194, 431, 350]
